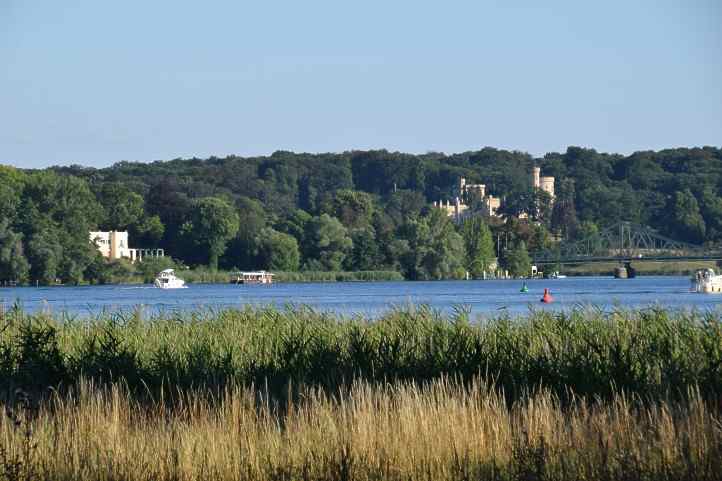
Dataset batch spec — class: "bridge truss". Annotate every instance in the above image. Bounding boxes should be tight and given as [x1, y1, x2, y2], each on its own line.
[531, 222, 722, 265]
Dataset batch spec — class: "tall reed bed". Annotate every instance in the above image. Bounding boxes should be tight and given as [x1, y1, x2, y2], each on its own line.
[1, 379, 720, 481]
[272, 270, 404, 282]
[1, 305, 721, 402]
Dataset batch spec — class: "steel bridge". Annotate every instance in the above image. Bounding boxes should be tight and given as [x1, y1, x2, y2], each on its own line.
[531, 222, 722, 265]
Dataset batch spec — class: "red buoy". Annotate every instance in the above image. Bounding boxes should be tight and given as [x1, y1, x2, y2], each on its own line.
[541, 288, 553, 303]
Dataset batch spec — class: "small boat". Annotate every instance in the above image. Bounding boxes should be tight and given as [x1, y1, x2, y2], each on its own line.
[230, 271, 274, 284]
[549, 271, 567, 279]
[154, 269, 186, 289]
[692, 268, 722, 293]
[520, 282, 529, 293]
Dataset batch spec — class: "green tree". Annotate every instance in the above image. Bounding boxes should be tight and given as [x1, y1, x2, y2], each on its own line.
[60, 236, 98, 285]
[134, 215, 165, 245]
[346, 226, 382, 271]
[256, 227, 300, 271]
[671, 189, 706, 243]
[386, 238, 411, 273]
[20, 172, 103, 284]
[577, 221, 599, 240]
[0, 165, 26, 224]
[527, 223, 552, 253]
[423, 209, 465, 280]
[0, 220, 30, 283]
[98, 183, 145, 230]
[24, 172, 103, 233]
[460, 217, 495, 278]
[534, 190, 554, 225]
[320, 189, 375, 229]
[223, 196, 267, 270]
[499, 188, 536, 219]
[398, 209, 465, 280]
[275, 209, 312, 244]
[97, 181, 167, 247]
[303, 214, 352, 271]
[550, 178, 579, 239]
[144, 178, 192, 255]
[700, 188, 722, 242]
[26, 230, 63, 284]
[385, 190, 426, 225]
[183, 197, 240, 270]
[503, 240, 532, 278]
[397, 219, 429, 279]
[84, 255, 135, 285]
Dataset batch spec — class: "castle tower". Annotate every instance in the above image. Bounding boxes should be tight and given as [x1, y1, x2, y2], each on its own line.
[540, 177, 555, 197]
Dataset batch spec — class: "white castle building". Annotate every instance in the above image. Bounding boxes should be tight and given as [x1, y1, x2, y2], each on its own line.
[89, 231, 164, 263]
[436, 166, 554, 221]
[532, 166, 555, 197]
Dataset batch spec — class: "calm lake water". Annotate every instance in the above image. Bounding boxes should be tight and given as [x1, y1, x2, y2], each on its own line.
[2, 276, 722, 319]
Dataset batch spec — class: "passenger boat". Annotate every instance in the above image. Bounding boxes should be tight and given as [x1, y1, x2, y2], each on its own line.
[154, 269, 186, 289]
[230, 271, 274, 284]
[691, 268, 722, 293]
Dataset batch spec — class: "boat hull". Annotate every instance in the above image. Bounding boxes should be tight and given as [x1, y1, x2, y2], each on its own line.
[692, 280, 722, 293]
[230, 279, 272, 284]
[692, 269, 722, 293]
[154, 279, 186, 289]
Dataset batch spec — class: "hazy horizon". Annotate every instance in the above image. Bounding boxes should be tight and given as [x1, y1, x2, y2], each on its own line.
[2, 0, 721, 169]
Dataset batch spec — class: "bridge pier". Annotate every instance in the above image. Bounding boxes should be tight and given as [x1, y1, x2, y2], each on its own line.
[614, 262, 636, 279]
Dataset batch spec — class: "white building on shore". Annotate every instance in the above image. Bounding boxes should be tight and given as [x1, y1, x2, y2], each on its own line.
[89, 231, 164, 263]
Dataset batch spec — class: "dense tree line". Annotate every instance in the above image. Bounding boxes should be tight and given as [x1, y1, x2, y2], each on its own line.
[1, 146, 720, 284]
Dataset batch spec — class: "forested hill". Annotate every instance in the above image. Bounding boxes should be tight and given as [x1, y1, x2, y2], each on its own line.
[1, 146, 721, 284]
[53, 145, 722, 241]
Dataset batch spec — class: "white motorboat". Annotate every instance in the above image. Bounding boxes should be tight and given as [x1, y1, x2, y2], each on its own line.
[692, 268, 722, 293]
[154, 269, 186, 289]
[549, 271, 567, 279]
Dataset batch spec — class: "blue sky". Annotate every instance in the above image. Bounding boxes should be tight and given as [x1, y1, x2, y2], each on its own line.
[2, 0, 721, 169]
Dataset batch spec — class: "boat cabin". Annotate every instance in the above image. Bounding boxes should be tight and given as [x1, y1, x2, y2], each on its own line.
[230, 271, 275, 284]
[692, 268, 722, 293]
[154, 269, 186, 289]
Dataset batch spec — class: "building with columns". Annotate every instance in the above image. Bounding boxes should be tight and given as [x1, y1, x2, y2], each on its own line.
[89, 231, 164, 263]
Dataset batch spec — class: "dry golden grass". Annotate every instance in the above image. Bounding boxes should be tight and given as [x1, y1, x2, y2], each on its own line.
[2, 378, 721, 481]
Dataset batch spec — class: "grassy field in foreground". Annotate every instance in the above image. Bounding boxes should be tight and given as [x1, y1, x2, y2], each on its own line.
[1, 305, 722, 401]
[2, 379, 721, 481]
[2, 306, 722, 480]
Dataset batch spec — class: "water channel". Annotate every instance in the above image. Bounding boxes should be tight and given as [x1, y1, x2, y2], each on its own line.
[2, 276, 721, 319]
